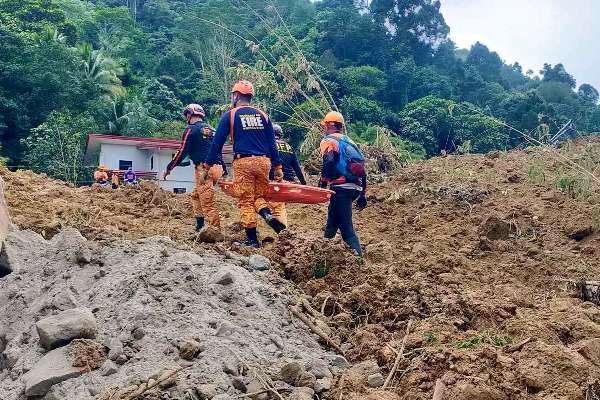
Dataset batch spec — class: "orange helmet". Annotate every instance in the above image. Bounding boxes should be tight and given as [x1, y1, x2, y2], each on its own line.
[231, 80, 254, 96]
[183, 104, 205, 118]
[321, 111, 345, 126]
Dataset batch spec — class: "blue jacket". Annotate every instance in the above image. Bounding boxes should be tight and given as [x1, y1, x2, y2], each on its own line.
[205, 106, 281, 167]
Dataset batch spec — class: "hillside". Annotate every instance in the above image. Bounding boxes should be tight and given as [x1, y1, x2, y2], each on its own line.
[2, 140, 600, 399]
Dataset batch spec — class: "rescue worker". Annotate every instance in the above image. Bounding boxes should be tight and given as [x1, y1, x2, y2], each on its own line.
[123, 167, 137, 185]
[94, 164, 109, 186]
[205, 80, 285, 248]
[319, 111, 367, 256]
[164, 104, 224, 231]
[111, 169, 120, 189]
[268, 123, 307, 226]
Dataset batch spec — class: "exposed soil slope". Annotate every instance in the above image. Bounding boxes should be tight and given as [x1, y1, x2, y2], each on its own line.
[3, 140, 600, 400]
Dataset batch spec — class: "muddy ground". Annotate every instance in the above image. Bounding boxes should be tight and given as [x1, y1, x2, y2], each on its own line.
[3, 140, 600, 400]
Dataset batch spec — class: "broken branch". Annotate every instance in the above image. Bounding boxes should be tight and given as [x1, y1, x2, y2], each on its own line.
[383, 319, 413, 389]
[289, 305, 344, 355]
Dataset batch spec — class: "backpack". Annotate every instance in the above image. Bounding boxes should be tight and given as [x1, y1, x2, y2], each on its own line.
[326, 134, 366, 180]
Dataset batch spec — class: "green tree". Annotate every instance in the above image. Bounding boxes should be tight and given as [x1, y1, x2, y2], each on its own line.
[578, 84, 599, 105]
[77, 42, 125, 97]
[143, 79, 183, 121]
[21, 110, 98, 183]
[540, 63, 576, 89]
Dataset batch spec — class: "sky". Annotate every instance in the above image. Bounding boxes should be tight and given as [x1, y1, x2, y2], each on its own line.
[440, 0, 599, 90]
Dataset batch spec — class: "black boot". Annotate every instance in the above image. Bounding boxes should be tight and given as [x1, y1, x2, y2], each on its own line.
[235, 227, 260, 248]
[195, 217, 205, 232]
[258, 208, 286, 234]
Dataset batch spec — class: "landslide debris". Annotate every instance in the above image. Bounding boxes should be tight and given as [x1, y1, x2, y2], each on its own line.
[0, 228, 339, 399]
[3, 140, 600, 399]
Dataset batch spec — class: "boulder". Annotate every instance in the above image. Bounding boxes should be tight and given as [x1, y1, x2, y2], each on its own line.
[22, 345, 85, 397]
[36, 307, 97, 350]
[248, 254, 270, 271]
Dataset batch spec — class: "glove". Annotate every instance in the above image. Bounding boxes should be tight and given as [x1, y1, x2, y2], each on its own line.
[274, 165, 283, 182]
[356, 194, 367, 210]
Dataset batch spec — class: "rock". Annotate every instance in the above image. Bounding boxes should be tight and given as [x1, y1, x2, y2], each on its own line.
[246, 380, 268, 400]
[288, 387, 314, 400]
[314, 377, 332, 393]
[306, 358, 332, 379]
[74, 246, 92, 264]
[100, 360, 118, 376]
[195, 383, 218, 399]
[216, 321, 237, 336]
[367, 373, 385, 388]
[195, 226, 225, 243]
[176, 337, 204, 360]
[211, 271, 235, 286]
[568, 225, 594, 241]
[345, 360, 380, 388]
[222, 359, 239, 376]
[327, 354, 350, 368]
[574, 338, 600, 365]
[36, 307, 97, 350]
[108, 338, 124, 362]
[132, 327, 145, 340]
[280, 361, 303, 384]
[231, 376, 247, 392]
[248, 254, 270, 271]
[0, 230, 45, 276]
[296, 371, 316, 389]
[22, 345, 86, 396]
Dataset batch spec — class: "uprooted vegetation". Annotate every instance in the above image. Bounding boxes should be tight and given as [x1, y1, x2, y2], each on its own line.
[2, 140, 600, 399]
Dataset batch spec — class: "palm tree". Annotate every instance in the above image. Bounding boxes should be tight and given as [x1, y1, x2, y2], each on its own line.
[77, 43, 125, 97]
[39, 26, 66, 44]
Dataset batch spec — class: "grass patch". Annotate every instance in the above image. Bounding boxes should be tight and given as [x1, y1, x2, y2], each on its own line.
[455, 332, 513, 349]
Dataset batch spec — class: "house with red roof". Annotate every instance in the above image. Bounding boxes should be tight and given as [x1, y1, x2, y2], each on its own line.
[85, 134, 232, 193]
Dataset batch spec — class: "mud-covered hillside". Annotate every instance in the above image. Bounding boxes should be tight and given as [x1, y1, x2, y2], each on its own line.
[3, 140, 600, 400]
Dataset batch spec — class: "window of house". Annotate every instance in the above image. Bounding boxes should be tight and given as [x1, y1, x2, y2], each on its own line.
[119, 160, 133, 170]
[174, 188, 186, 194]
[150, 156, 154, 170]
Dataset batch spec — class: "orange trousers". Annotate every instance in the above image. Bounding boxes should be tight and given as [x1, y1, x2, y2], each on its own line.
[269, 202, 288, 227]
[233, 156, 271, 228]
[192, 164, 223, 227]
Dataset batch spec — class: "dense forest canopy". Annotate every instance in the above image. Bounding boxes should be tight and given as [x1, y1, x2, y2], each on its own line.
[1, 0, 599, 182]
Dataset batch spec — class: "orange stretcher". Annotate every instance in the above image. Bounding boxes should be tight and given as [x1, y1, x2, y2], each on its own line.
[219, 181, 334, 204]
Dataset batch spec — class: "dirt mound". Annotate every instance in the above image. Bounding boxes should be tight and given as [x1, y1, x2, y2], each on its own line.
[0, 228, 337, 399]
[3, 141, 600, 399]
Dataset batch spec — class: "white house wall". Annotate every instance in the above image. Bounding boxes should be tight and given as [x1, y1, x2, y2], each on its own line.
[152, 149, 196, 193]
[99, 143, 150, 171]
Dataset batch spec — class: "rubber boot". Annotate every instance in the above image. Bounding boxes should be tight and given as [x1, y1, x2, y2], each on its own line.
[344, 235, 363, 257]
[195, 217, 205, 232]
[258, 208, 286, 234]
[235, 227, 260, 248]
